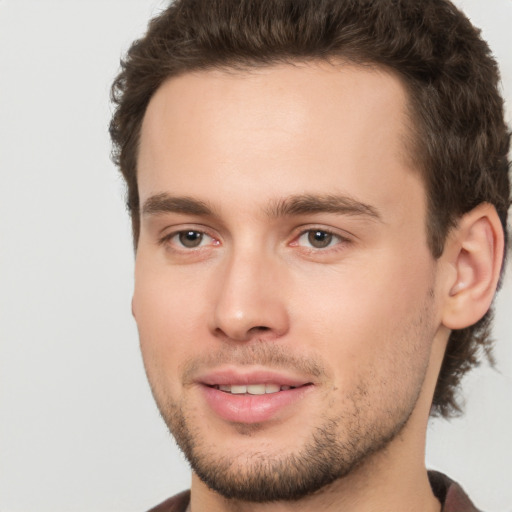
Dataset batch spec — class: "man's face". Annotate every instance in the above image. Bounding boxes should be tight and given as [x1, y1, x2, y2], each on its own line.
[134, 63, 445, 501]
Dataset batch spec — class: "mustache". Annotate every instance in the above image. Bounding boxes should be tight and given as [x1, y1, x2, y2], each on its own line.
[181, 342, 326, 384]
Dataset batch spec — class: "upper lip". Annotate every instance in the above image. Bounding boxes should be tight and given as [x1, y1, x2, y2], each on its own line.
[196, 367, 313, 387]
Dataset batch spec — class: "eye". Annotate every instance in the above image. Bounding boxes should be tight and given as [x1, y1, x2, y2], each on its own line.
[296, 229, 344, 249]
[165, 230, 215, 249]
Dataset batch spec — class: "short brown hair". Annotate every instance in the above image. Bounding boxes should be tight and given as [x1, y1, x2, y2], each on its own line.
[110, 0, 511, 417]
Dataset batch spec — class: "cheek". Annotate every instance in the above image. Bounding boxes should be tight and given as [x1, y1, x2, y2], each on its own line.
[134, 251, 210, 331]
[290, 252, 435, 383]
[132, 259, 209, 394]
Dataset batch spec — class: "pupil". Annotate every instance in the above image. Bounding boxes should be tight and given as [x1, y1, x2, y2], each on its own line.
[179, 231, 202, 247]
[308, 230, 332, 248]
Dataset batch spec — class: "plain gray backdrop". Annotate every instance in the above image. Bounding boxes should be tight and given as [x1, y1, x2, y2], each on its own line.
[0, 1, 511, 511]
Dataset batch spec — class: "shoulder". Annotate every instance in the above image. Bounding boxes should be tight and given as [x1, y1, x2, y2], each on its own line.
[428, 471, 482, 512]
[145, 490, 191, 512]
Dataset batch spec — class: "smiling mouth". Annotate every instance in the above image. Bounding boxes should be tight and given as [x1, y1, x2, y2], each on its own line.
[209, 383, 310, 395]
[202, 379, 315, 423]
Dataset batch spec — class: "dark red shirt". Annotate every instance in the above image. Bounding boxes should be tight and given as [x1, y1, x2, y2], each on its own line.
[147, 471, 480, 512]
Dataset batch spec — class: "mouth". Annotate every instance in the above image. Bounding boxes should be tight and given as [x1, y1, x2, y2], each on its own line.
[209, 383, 303, 395]
[198, 370, 315, 424]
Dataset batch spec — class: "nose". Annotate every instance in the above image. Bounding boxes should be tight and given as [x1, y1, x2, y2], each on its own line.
[210, 249, 289, 342]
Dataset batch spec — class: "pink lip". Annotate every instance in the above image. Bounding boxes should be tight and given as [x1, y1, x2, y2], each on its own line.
[198, 368, 310, 387]
[197, 368, 315, 424]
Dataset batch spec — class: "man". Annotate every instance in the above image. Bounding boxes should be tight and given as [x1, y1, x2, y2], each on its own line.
[109, 0, 510, 510]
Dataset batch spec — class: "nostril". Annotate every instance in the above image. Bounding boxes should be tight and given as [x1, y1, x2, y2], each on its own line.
[250, 326, 271, 333]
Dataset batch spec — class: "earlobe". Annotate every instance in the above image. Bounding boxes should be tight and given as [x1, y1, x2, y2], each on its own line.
[441, 203, 504, 330]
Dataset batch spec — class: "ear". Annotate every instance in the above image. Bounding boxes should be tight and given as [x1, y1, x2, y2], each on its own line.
[441, 203, 504, 330]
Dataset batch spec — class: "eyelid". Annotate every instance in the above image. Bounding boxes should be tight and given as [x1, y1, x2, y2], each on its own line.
[289, 225, 353, 250]
[158, 225, 221, 249]
[156, 223, 353, 250]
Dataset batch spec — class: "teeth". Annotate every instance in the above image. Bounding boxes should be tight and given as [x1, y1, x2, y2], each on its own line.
[247, 384, 266, 395]
[265, 384, 280, 394]
[215, 384, 295, 394]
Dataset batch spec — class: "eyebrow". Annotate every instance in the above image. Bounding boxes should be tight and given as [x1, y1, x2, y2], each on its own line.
[266, 194, 382, 220]
[141, 192, 381, 221]
[142, 193, 215, 216]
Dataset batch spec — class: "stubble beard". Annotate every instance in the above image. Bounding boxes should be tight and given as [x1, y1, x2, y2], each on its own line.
[148, 290, 435, 503]
[169, 396, 418, 503]
[155, 374, 424, 503]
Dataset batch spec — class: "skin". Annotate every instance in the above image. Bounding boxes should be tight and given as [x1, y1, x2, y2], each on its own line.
[132, 62, 496, 511]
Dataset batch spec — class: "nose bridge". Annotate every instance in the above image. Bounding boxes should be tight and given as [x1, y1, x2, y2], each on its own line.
[212, 240, 289, 341]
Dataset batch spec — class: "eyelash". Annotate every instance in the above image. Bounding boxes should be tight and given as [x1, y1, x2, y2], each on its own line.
[158, 226, 351, 253]
[158, 229, 218, 250]
[292, 227, 349, 251]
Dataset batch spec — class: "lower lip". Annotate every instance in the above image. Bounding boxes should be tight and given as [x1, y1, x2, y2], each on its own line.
[201, 385, 313, 424]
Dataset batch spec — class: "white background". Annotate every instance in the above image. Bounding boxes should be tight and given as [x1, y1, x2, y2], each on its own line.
[0, 1, 511, 511]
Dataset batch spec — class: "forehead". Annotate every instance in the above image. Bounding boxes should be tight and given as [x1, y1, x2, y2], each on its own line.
[138, 62, 421, 218]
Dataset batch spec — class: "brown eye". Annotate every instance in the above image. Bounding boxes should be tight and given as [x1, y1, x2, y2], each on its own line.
[178, 231, 204, 248]
[307, 230, 333, 248]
